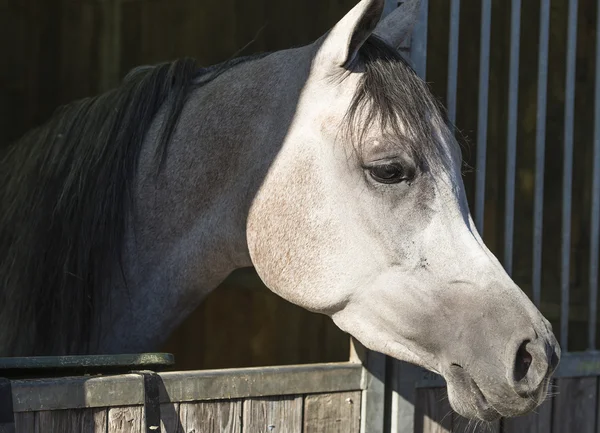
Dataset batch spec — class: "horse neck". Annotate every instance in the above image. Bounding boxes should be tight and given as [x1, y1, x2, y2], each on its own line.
[95, 48, 313, 354]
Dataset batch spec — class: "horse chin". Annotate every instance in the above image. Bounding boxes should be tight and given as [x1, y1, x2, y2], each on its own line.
[445, 363, 551, 422]
[445, 364, 502, 422]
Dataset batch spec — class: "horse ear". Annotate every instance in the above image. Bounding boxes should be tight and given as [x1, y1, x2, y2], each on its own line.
[373, 0, 422, 50]
[316, 0, 384, 70]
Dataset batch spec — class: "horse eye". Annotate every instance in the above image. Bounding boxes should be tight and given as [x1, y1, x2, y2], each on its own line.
[367, 163, 409, 184]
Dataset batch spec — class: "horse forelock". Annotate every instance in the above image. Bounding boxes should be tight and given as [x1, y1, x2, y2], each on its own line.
[343, 35, 459, 170]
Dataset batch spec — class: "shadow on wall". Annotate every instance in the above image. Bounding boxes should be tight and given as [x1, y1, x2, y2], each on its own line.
[160, 268, 350, 371]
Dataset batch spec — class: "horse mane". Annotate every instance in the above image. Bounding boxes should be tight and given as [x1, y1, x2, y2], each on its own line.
[0, 58, 212, 356]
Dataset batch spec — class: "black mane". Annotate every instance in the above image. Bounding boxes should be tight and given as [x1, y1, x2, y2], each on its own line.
[0, 55, 260, 356]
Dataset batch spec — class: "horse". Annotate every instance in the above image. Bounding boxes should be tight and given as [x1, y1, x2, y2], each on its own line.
[0, 0, 559, 421]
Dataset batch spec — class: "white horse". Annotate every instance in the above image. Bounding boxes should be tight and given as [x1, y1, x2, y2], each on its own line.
[0, 0, 559, 421]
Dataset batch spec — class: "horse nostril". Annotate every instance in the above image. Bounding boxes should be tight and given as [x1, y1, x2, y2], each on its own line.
[514, 340, 532, 383]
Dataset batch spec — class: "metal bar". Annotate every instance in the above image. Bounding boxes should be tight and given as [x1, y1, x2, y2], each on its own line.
[589, 0, 600, 350]
[561, 0, 578, 351]
[0, 353, 174, 379]
[10, 362, 364, 413]
[504, 0, 522, 275]
[410, 0, 428, 79]
[475, 0, 492, 234]
[133, 371, 162, 433]
[532, 0, 551, 308]
[446, 0, 460, 127]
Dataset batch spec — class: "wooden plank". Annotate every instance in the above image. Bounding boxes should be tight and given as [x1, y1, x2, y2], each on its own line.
[11, 363, 362, 412]
[180, 400, 241, 433]
[503, 393, 552, 433]
[159, 403, 179, 433]
[108, 406, 143, 433]
[12, 374, 143, 412]
[556, 352, 600, 377]
[413, 388, 451, 433]
[159, 363, 362, 404]
[36, 408, 107, 433]
[242, 396, 302, 433]
[552, 377, 597, 433]
[303, 391, 361, 433]
[14, 412, 34, 433]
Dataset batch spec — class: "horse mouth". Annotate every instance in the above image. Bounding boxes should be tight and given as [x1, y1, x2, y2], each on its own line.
[447, 364, 501, 421]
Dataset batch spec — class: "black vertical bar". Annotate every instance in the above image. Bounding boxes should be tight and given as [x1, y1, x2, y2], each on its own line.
[0, 378, 15, 433]
[134, 371, 161, 433]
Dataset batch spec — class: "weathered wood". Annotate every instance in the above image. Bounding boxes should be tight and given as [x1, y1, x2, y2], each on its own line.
[552, 377, 597, 433]
[13, 412, 34, 433]
[180, 400, 241, 433]
[303, 391, 361, 433]
[108, 406, 144, 433]
[36, 408, 107, 433]
[556, 352, 600, 377]
[242, 396, 302, 433]
[159, 403, 179, 433]
[11, 363, 362, 412]
[159, 363, 363, 404]
[12, 374, 143, 412]
[413, 388, 451, 433]
[502, 393, 552, 433]
[0, 423, 15, 433]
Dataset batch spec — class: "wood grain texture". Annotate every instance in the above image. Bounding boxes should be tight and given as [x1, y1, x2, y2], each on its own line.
[242, 396, 302, 433]
[552, 377, 597, 433]
[14, 412, 34, 433]
[303, 391, 361, 433]
[35, 408, 107, 433]
[179, 400, 241, 433]
[503, 393, 552, 433]
[413, 388, 451, 433]
[108, 406, 144, 433]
